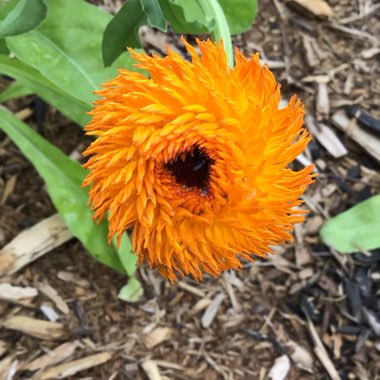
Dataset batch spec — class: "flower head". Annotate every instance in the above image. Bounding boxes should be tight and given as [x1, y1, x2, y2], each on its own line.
[83, 38, 314, 282]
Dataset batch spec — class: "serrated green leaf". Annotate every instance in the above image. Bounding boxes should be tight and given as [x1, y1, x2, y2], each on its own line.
[158, 0, 214, 34]
[0, 55, 90, 126]
[0, 108, 126, 273]
[320, 194, 380, 254]
[0, 80, 32, 103]
[218, 0, 257, 35]
[118, 276, 144, 302]
[102, 0, 146, 67]
[141, 0, 167, 31]
[5, 0, 138, 105]
[0, 0, 47, 38]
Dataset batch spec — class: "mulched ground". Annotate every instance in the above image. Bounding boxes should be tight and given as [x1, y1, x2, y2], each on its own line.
[0, 0, 380, 379]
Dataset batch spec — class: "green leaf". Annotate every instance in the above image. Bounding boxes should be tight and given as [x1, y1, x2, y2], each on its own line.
[141, 0, 167, 31]
[0, 0, 47, 38]
[158, 0, 233, 66]
[102, 0, 146, 67]
[0, 108, 126, 274]
[113, 234, 138, 277]
[320, 195, 380, 254]
[0, 39, 9, 55]
[198, 0, 233, 67]
[0, 80, 32, 103]
[0, 55, 90, 126]
[5, 0, 138, 104]
[158, 0, 214, 34]
[218, 0, 257, 35]
[118, 276, 144, 302]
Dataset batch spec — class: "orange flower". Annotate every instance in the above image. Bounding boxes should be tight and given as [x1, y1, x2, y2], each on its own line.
[83, 38, 314, 282]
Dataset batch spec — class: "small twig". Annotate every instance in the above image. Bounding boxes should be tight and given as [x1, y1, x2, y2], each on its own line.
[340, 3, 380, 24]
[242, 328, 285, 356]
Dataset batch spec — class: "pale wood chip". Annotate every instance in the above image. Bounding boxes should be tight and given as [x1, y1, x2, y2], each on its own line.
[154, 360, 184, 370]
[15, 108, 33, 120]
[0, 283, 38, 306]
[332, 111, 380, 162]
[0, 341, 7, 357]
[189, 298, 212, 316]
[39, 305, 60, 322]
[0, 214, 72, 277]
[302, 35, 319, 68]
[38, 283, 69, 315]
[0, 174, 17, 205]
[223, 273, 241, 313]
[316, 82, 330, 118]
[201, 293, 225, 328]
[287, 0, 333, 18]
[0, 356, 13, 380]
[142, 327, 173, 349]
[286, 341, 314, 373]
[26, 341, 80, 372]
[32, 352, 112, 380]
[2, 316, 66, 341]
[141, 360, 162, 380]
[306, 116, 348, 158]
[57, 271, 90, 288]
[268, 355, 291, 380]
[306, 317, 341, 380]
[177, 281, 205, 297]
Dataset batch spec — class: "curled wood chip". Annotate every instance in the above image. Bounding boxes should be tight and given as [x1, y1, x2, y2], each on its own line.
[26, 341, 80, 372]
[142, 327, 173, 349]
[0, 214, 72, 277]
[201, 293, 225, 328]
[141, 360, 162, 380]
[2, 316, 66, 341]
[32, 352, 112, 380]
[0, 283, 38, 306]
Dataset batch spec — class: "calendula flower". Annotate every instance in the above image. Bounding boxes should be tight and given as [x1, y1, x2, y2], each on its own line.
[83, 38, 314, 282]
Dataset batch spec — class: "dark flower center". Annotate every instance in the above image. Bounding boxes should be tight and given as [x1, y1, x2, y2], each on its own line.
[165, 146, 214, 193]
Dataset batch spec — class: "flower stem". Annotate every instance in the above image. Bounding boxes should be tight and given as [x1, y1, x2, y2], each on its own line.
[198, 0, 234, 67]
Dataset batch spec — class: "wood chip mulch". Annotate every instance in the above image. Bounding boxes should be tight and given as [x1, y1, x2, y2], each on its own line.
[0, 0, 379, 379]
